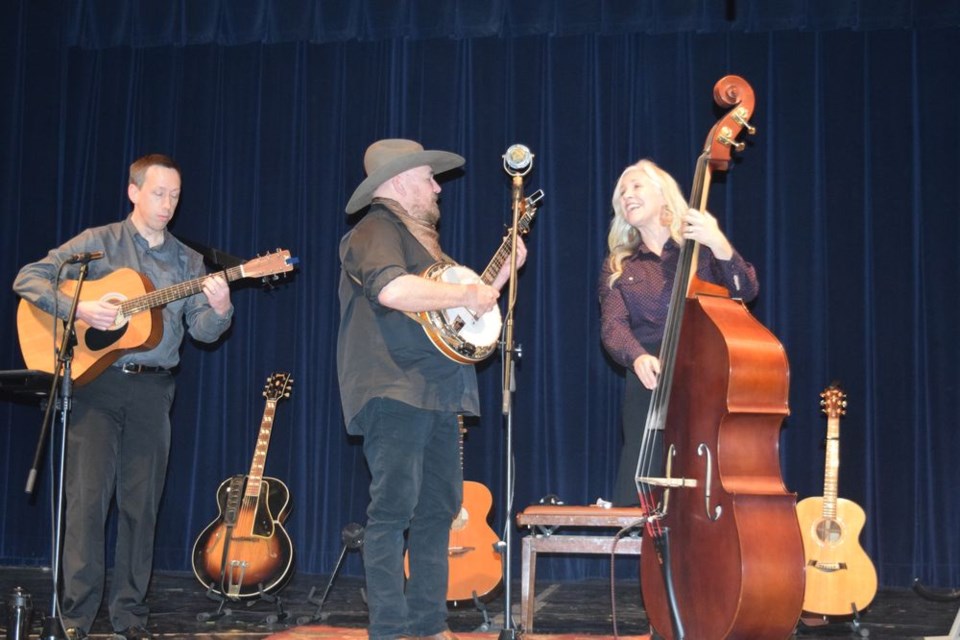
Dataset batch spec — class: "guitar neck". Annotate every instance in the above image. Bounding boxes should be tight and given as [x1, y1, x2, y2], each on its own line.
[477, 192, 542, 285]
[245, 399, 277, 497]
[821, 414, 840, 518]
[120, 265, 244, 317]
[479, 235, 516, 286]
[458, 415, 465, 472]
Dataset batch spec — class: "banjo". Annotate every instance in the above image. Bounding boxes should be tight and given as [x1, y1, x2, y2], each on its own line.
[417, 189, 543, 364]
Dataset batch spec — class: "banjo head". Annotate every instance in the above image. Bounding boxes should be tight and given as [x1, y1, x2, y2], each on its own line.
[420, 263, 502, 363]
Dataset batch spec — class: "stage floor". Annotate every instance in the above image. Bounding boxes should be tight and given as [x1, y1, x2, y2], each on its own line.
[1, 565, 957, 639]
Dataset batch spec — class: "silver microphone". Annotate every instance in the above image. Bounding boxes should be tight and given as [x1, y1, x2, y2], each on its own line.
[503, 144, 534, 176]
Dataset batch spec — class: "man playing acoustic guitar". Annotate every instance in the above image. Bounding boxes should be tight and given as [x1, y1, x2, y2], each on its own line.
[337, 139, 525, 640]
[13, 153, 233, 640]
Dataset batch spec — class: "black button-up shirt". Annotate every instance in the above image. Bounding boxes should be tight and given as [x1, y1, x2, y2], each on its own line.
[337, 204, 480, 430]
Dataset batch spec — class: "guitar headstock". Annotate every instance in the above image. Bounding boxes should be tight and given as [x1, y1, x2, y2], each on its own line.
[517, 189, 545, 235]
[820, 385, 847, 419]
[241, 249, 298, 283]
[263, 372, 293, 402]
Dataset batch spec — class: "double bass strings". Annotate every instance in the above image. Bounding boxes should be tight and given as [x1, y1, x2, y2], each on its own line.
[633, 153, 709, 526]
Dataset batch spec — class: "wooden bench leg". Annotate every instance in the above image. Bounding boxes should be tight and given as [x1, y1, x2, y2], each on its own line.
[521, 535, 537, 632]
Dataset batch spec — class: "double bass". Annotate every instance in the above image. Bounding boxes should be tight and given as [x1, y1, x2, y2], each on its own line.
[636, 76, 805, 639]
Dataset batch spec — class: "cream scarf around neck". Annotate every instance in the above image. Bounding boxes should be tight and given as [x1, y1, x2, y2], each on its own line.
[373, 197, 445, 262]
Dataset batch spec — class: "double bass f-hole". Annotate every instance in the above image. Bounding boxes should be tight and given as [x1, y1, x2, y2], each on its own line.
[643, 444, 721, 522]
[697, 444, 721, 521]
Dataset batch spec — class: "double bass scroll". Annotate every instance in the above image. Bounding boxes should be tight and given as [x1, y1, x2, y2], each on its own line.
[637, 76, 805, 640]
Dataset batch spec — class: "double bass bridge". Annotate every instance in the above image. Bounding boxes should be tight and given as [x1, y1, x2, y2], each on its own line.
[638, 443, 722, 521]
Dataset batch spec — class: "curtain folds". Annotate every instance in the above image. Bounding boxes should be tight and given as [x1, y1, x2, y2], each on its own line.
[2, 3, 960, 588]
[56, 0, 960, 48]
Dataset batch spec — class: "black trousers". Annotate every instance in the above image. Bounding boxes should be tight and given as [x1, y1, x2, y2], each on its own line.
[613, 372, 647, 506]
[352, 398, 461, 640]
[60, 367, 175, 633]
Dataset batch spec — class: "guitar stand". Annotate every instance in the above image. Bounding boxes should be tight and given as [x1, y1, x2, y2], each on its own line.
[469, 591, 493, 632]
[197, 583, 233, 622]
[256, 589, 288, 625]
[197, 582, 287, 625]
[846, 604, 868, 638]
[297, 522, 365, 625]
[797, 604, 869, 638]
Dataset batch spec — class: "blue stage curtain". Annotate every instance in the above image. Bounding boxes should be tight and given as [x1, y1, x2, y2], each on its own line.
[1, 1, 959, 587]
[57, 0, 960, 47]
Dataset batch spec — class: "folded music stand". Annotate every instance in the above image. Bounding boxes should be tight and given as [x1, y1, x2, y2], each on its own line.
[0, 369, 54, 403]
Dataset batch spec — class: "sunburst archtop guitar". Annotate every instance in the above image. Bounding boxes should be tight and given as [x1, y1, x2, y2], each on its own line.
[192, 373, 295, 599]
[417, 190, 542, 364]
[17, 250, 295, 385]
[797, 385, 878, 618]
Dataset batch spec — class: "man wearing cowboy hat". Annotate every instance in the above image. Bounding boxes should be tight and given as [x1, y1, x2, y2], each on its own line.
[337, 139, 526, 640]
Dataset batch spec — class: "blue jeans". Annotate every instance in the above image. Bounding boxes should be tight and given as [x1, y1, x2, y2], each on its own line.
[353, 398, 462, 640]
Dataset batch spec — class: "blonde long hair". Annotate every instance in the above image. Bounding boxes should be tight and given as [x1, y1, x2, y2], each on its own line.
[605, 159, 688, 287]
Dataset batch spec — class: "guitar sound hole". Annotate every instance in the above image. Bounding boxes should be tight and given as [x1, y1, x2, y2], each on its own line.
[84, 325, 128, 351]
[816, 519, 842, 544]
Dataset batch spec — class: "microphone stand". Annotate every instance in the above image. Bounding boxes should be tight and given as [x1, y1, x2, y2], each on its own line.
[26, 260, 93, 640]
[498, 170, 525, 640]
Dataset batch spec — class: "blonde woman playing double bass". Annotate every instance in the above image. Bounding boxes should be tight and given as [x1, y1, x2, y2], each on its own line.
[598, 158, 759, 506]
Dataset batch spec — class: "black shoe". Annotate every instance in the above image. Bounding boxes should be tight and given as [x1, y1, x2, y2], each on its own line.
[111, 625, 153, 640]
[65, 628, 88, 640]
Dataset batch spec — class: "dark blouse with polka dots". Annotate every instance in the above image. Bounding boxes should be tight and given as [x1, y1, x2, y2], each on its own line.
[598, 239, 759, 369]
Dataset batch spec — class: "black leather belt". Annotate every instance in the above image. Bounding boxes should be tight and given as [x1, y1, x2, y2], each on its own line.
[115, 363, 168, 374]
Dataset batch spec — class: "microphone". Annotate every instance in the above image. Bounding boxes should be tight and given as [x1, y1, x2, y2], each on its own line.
[65, 251, 104, 264]
[503, 144, 534, 176]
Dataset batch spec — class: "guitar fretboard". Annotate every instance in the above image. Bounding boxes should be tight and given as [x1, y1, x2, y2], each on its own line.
[479, 195, 539, 285]
[821, 414, 840, 519]
[120, 265, 244, 316]
[245, 400, 277, 498]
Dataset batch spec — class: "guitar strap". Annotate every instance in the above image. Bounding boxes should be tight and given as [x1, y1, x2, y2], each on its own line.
[217, 474, 247, 597]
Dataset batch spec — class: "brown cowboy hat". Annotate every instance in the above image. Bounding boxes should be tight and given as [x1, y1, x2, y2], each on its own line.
[345, 138, 465, 214]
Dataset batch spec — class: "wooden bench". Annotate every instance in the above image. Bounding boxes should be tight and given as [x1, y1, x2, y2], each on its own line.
[515, 504, 647, 632]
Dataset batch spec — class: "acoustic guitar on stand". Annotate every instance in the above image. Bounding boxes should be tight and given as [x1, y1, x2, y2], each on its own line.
[405, 416, 502, 602]
[192, 373, 294, 599]
[796, 385, 878, 619]
[17, 250, 296, 385]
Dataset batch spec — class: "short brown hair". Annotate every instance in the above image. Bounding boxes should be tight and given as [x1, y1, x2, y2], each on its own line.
[129, 154, 181, 187]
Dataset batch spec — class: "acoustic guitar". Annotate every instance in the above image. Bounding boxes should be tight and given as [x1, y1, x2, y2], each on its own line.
[406, 416, 502, 602]
[796, 385, 878, 617]
[417, 190, 542, 364]
[17, 250, 295, 385]
[192, 373, 294, 599]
